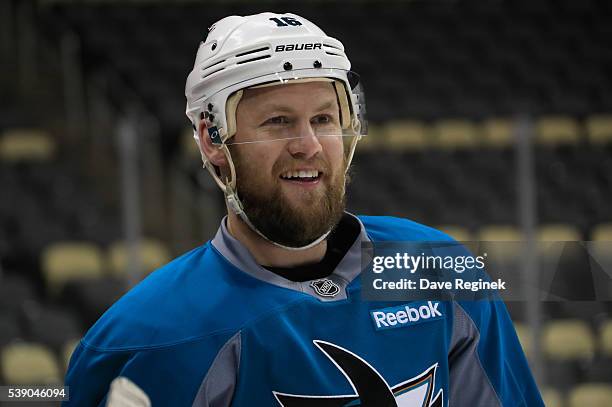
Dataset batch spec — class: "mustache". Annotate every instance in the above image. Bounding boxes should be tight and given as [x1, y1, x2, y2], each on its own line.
[272, 156, 331, 175]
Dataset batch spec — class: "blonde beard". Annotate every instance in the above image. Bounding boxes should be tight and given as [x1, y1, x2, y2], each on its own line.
[230, 148, 347, 248]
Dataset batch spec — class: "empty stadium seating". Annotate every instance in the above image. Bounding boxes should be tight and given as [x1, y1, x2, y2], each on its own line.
[62, 339, 79, 371]
[541, 387, 563, 407]
[600, 320, 612, 357]
[543, 320, 596, 361]
[108, 238, 171, 277]
[543, 319, 596, 388]
[42, 242, 105, 296]
[568, 383, 612, 407]
[1, 342, 61, 385]
[384, 120, 429, 151]
[513, 322, 533, 355]
[0, 129, 56, 162]
[481, 118, 514, 148]
[435, 225, 473, 242]
[432, 119, 480, 150]
[535, 116, 581, 146]
[586, 114, 612, 145]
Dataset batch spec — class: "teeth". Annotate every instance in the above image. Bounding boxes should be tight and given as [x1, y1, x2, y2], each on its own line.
[281, 170, 319, 179]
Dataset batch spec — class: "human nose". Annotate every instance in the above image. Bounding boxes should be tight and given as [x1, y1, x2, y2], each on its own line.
[287, 120, 323, 159]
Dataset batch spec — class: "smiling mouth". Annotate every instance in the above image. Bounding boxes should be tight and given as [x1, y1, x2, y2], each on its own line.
[279, 169, 322, 183]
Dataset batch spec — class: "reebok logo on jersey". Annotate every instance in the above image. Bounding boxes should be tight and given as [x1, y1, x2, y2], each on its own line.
[370, 301, 444, 331]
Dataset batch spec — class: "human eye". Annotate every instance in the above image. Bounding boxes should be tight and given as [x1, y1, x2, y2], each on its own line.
[262, 116, 290, 126]
[312, 114, 333, 125]
[312, 113, 341, 128]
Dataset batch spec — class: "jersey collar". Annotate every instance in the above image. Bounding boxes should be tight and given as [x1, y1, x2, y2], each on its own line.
[210, 212, 370, 301]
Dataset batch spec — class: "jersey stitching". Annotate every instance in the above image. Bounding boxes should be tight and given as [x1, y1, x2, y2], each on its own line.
[80, 295, 312, 353]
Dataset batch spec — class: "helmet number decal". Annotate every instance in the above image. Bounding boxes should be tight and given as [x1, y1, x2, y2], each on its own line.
[269, 17, 302, 27]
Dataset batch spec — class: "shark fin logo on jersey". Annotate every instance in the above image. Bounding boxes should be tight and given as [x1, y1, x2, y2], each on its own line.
[273, 340, 443, 406]
[310, 279, 340, 297]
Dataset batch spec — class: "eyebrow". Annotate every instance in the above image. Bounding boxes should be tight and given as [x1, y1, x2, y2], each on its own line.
[260, 100, 337, 114]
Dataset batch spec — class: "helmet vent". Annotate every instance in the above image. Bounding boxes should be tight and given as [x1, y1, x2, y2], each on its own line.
[201, 58, 226, 72]
[322, 42, 344, 57]
[202, 66, 225, 79]
[323, 42, 342, 51]
[235, 45, 272, 65]
[236, 46, 270, 57]
[236, 54, 272, 65]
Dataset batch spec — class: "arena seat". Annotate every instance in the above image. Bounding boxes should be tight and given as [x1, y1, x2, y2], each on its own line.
[63, 339, 80, 371]
[0, 129, 56, 162]
[537, 224, 582, 242]
[42, 242, 104, 296]
[591, 223, 612, 242]
[383, 120, 428, 151]
[108, 238, 171, 277]
[481, 118, 513, 148]
[432, 119, 479, 150]
[435, 225, 472, 242]
[541, 387, 563, 407]
[568, 383, 612, 407]
[476, 225, 523, 261]
[586, 114, 612, 145]
[357, 122, 386, 151]
[535, 116, 581, 146]
[536, 224, 582, 260]
[543, 319, 595, 360]
[590, 223, 612, 294]
[600, 320, 612, 357]
[513, 322, 533, 355]
[1, 342, 61, 385]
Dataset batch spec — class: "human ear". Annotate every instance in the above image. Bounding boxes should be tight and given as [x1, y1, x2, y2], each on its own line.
[198, 118, 227, 167]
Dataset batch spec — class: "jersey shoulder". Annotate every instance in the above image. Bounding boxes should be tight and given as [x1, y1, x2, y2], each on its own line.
[81, 242, 299, 352]
[357, 215, 454, 243]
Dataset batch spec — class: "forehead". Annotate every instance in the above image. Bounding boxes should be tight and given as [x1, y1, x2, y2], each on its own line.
[239, 81, 338, 112]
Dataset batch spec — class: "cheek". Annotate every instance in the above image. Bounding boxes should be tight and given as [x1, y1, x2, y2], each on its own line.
[237, 144, 280, 177]
[323, 137, 346, 169]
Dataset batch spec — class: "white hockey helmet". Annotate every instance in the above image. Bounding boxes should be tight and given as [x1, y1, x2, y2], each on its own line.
[185, 12, 366, 249]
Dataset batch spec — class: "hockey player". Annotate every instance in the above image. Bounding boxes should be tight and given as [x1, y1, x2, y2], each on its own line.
[64, 13, 544, 406]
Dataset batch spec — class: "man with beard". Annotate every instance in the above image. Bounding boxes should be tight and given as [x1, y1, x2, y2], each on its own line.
[64, 13, 543, 407]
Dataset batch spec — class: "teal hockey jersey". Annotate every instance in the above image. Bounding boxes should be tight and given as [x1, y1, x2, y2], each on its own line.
[63, 214, 543, 406]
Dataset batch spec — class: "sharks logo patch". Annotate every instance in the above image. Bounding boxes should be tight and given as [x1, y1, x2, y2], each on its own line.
[273, 340, 443, 406]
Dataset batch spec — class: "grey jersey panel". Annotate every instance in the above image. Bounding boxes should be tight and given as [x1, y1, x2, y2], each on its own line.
[192, 331, 241, 407]
[210, 212, 370, 301]
[448, 303, 502, 407]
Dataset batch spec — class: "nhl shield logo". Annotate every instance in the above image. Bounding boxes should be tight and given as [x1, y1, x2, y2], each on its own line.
[310, 279, 340, 297]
